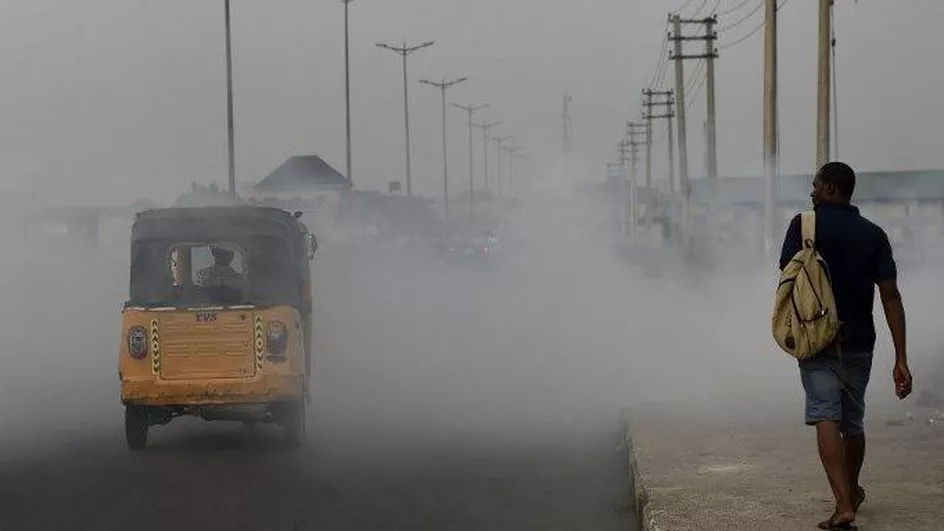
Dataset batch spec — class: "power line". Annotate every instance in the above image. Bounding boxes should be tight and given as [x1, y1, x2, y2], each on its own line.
[687, 60, 705, 96]
[719, 19, 765, 49]
[691, 0, 710, 17]
[717, 0, 754, 17]
[647, 27, 670, 90]
[687, 66, 707, 108]
[718, 0, 763, 32]
[718, 0, 792, 50]
[672, 0, 699, 15]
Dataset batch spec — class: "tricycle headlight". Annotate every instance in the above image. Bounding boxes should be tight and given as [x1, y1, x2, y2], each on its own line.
[266, 321, 288, 355]
[127, 326, 148, 359]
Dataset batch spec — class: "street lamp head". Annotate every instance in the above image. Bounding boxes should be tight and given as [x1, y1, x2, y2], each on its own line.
[447, 77, 469, 88]
[453, 102, 490, 112]
[474, 120, 502, 129]
[421, 77, 468, 90]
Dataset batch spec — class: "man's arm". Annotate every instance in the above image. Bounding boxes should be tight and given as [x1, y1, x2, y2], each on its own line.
[778, 214, 802, 271]
[878, 279, 912, 399]
[874, 230, 912, 399]
[878, 279, 906, 364]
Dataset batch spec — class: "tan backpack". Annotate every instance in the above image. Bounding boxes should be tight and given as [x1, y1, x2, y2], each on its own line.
[772, 211, 841, 360]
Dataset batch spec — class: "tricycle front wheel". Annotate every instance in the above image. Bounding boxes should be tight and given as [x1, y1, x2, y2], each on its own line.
[281, 401, 306, 448]
[125, 405, 149, 451]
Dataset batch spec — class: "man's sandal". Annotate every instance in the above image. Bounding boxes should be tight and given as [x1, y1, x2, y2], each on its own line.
[818, 515, 858, 530]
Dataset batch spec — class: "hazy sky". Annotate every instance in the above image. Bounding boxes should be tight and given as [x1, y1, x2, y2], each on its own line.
[1, 0, 942, 205]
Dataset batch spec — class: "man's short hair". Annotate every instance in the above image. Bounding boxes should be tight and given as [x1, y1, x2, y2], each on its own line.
[818, 161, 856, 199]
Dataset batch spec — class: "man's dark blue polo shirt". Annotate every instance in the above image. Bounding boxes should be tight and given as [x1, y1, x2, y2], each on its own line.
[779, 202, 897, 354]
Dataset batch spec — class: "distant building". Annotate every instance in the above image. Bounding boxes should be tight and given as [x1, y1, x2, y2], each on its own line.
[689, 170, 944, 257]
[251, 155, 351, 202]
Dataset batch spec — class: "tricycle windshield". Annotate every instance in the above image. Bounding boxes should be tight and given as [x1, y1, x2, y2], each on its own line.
[129, 236, 298, 308]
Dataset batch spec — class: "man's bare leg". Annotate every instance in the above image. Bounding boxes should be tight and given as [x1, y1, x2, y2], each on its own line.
[817, 421, 856, 526]
[844, 433, 866, 510]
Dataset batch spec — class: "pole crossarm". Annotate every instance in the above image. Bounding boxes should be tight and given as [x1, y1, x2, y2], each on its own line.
[670, 34, 718, 41]
[669, 53, 719, 60]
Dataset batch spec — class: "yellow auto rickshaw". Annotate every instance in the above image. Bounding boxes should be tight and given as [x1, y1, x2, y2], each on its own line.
[119, 206, 316, 450]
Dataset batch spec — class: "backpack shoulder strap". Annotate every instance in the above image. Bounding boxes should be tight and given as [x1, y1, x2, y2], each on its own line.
[800, 210, 816, 250]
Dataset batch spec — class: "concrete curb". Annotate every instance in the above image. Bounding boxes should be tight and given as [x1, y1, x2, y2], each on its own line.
[620, 408, 662, 531]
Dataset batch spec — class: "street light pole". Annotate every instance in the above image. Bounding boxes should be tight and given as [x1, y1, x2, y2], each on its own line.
[505, 146, 523, 198]
[453, 102, 489, 221]
[341, 0, 355, 187]
[224, 0, 236, 199]
[491, 135, 512, 197]
[376, 40, 435, 197]
[472, 121, 501, 193]
[420, 77, 468, 226]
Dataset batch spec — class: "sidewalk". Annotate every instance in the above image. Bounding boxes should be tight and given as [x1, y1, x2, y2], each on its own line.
[622, 400, 944, 531]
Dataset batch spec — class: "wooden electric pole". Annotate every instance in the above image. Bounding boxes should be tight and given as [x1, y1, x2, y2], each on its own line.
[618, 140, 631, 240]
[670, 14, 689, 201]
[705, 16, 718, 180]
[763, 0, 779, 256]
[642, 89, 676, 193]
[627, 122, 648, 238]
[816, 0, 832, 167]
[671, 15, 719, 181]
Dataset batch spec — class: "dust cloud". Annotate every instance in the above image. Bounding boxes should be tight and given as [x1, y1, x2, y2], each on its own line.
[0, 176, 942, 530]
[1, 186, 939, 456]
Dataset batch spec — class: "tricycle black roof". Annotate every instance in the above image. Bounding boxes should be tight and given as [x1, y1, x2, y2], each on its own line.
[132, 206, 309, 242]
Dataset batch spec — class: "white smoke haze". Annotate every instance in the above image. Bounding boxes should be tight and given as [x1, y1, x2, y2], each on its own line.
[1, 2, 943, 529]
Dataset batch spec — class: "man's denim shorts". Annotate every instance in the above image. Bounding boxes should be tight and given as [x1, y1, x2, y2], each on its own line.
[798, 350, 873, 436]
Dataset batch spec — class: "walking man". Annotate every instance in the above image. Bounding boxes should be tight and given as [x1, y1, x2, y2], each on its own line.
[779, 162, 913, 530]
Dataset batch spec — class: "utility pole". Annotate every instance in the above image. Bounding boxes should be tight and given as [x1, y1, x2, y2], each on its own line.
[629, 140, 641, 246]
[617, 141, 631, 240]
[224, 0, 236, 199]
[643, 90, 677, 193]
[341, 0, 356, 187]
[670, 15, 719, 181]
[512, 150, 526, 199]
[816, 0, 831, 167]
[504, 145, 515, 197]
[473, 121, 501, 192]
[669, 15, 689, 200]
[670, 14, 720, 185]
[563, 94, 572, 182]
[453, 103, 489, 222]
[376, 40, 435, 197]
[671, 13, 718, 249]
[420, 77, 468, 226]
[493, 135, 512, 196]
[642, 90, 654, 191]
[627, 122, 648, 241]
[505, 146, 523, 198]
[619, 138, 643, 246]
[763, 0, 779, 256]
[705, 16, 718, 181]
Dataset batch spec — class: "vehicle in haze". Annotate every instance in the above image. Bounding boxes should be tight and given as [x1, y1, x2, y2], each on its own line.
[119, 206, 317, 450]
[441, 228, 503, 267]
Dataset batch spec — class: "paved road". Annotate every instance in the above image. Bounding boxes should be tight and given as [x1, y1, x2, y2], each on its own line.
[0, 242, 636, 531]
